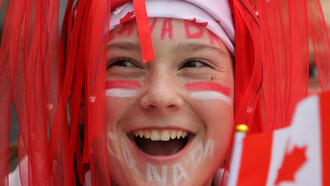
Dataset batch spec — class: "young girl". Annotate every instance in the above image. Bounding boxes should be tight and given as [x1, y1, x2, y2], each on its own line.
[1, 0, 329, 185]
[105, 5, 234, 183]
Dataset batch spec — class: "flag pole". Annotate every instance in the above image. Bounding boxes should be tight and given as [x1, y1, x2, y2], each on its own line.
[227, 124, 248, 186]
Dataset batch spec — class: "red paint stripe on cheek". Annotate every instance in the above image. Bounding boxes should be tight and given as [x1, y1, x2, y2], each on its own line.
[184, 82, 230, 96]
[106, 80, 141, 89]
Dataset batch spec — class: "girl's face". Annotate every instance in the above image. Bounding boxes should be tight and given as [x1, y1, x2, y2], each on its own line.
[106, 18, 234, 185]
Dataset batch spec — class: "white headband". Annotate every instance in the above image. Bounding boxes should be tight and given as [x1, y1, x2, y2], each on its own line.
[110, 0, 235, 55]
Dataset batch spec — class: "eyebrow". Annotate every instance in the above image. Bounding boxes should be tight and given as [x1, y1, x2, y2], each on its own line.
[175, 42, 228, 57]
[108, 42, 141, 52]
[108, 41, 228, 57]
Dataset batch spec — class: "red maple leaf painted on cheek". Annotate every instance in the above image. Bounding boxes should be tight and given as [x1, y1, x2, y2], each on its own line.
[275, 146, 307, 185]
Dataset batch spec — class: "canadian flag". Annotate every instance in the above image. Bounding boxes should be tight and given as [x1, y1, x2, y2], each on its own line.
[227, 92, 330, 186]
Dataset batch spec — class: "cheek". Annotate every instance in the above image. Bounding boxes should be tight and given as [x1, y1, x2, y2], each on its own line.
[105, 80, 141, 129]
[195, 100, 234, 154]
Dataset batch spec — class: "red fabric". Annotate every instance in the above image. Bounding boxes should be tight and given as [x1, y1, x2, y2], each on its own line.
[274, 146, 307, 184]
[0, 0, 23, 184]
[0, 0, 329, 185]
[232, 0, 263, 132]
[231, 0, 329, 133]
[236, 132, 273, 186]
[320, 92, 330, 186]
[132, 0, 155, 63]
[307, 0, 330, 91]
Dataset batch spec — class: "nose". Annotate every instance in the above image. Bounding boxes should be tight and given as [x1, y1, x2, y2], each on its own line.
[140, 73, 184, 113]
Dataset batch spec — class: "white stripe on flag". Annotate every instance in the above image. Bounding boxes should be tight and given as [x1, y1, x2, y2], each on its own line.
[190, 90, 232, 104]
[106, 88, 137, 98]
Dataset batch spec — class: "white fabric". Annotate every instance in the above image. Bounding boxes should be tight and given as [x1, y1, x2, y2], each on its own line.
[227, 132, 245, 186]
[266, 95, 322, 186]
[228, 94, 323, 185]
[110, 0, 235, 54]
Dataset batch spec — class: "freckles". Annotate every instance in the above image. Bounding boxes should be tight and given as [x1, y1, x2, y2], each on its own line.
[184, 82, 232, 105]
[184, 20, 204, 39]
[161, 18, 173, 40]
[106, 80, 141, 98]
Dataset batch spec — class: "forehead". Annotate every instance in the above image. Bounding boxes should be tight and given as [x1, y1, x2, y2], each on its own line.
[109, 18, 226, 49]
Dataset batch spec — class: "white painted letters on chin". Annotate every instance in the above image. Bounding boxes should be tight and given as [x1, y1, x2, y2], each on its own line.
[121, 139, 142, 177]
[189, 138, 214, 168]
[146, 163, 168, 185]
[109, 137, 215, 185]
[172, 163, 189, 186]
[146, 163, 189, 186]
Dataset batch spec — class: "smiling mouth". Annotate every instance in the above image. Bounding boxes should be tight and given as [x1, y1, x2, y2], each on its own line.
[128, 130, 195, 156]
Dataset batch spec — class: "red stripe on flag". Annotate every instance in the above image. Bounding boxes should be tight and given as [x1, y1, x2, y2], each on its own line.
[106, 80, 140, 89]
[320, 92, 330, 186]
[184, 82, 230, 96]
[237, 132, 273, 186]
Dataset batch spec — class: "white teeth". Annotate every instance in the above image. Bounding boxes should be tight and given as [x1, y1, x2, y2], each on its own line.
[132, 129, 189, 141]
[177, 130, 182, 139]
[170, 130, 177, 139]
[144, 131, 150, 139]
[160, 130, 170, 141]
[150, 130, 160, 141]
[138, 131, 143, 138]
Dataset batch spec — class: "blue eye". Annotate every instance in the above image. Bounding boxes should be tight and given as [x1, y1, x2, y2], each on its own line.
[180, 60, 211, 68]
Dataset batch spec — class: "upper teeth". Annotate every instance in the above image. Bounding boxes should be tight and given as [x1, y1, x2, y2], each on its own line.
[132, 130, 189, 141]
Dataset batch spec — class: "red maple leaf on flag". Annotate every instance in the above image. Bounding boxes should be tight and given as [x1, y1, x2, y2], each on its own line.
[275, 145, 307, 185]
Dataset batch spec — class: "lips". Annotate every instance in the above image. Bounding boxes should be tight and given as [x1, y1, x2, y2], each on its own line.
[128, 129, 195, 156]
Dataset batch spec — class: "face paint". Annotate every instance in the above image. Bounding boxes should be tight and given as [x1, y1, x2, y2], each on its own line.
[208, 30, 224, 48]
[203, 138, 214, 159]
[149, 18, 158, 35]
[192, 18, 208, 27]
[145, 163, 189, 186]
[189, 143, 203, 166]
[189, 138, 215, 169]
[161, 18, 173, 40]
[106, 80, 141, 98]
[117, 21, 135, 37]
[146, 164, 168, 185]
[107, 132, 120, 161]
[107, 18, 234, 185]
[184, 20, 204, 39]
[121, 139, 142, 177]
[172, 163, 189, 186]
[184, 82, 232, 105]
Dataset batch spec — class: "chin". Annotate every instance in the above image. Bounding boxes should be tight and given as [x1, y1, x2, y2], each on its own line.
[106, 130, 227, 186]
